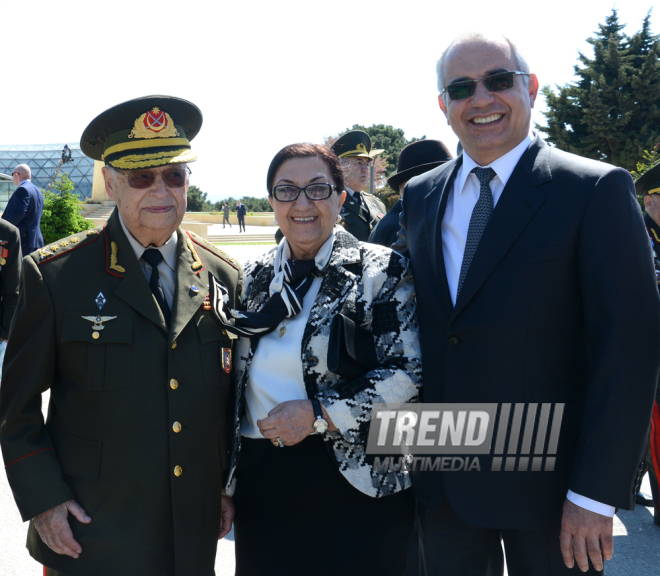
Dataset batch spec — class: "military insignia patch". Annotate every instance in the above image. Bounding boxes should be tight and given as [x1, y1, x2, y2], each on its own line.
[129, 107, 180, 140]
[222, 347, 232, 374]
[0, 241, 8, 266]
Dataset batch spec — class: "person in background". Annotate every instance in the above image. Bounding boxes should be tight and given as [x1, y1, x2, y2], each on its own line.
[236, 200, 247, 232]
[223, 202, 232, 228]
[635, 163, 660, 528]
[212, 142, 421, 576]
[3, 164, 44, 254]
[397, 32, 660, 575]
[369, 139, 453, 248]
[0, 219, 21, 376]
[331, 130, 387, 241]
[0, 95, 241, 576]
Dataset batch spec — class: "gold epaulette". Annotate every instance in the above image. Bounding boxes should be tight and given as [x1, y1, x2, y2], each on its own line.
[186, 231, 239, 270]
[37, 228, 102, 264]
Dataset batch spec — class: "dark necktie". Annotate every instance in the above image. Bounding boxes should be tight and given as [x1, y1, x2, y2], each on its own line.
[457, 167, 496, 295]
[142, 248, 171, 326]
[354, 191, 370, 221]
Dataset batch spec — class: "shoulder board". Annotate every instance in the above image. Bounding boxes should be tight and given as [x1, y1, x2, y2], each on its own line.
[36, 228, 102, 265]
[186, 231, 239, 271]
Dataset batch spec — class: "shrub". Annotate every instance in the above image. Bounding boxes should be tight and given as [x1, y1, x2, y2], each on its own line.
[41, 174, 94, 244]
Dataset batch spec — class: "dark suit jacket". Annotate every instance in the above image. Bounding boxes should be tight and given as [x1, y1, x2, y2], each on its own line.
[0, 220, 21, 339]
[401, 136, 660, 531]
[0, 210, 242, 576]
[236, 204, 247, 218]
[369, 198, 402, 248]
[2, 179, 44, 254]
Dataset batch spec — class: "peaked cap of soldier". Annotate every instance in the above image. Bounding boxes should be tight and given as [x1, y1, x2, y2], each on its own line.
[80, 95, 202, 170]
[331, 130, 384, 160]
[636, 163, 660, 197]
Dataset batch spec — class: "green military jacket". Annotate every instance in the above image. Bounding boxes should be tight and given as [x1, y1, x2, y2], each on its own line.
[0, 219, 21, 339]
[339, 188, 386, 242]
[0, 210, 242, 576]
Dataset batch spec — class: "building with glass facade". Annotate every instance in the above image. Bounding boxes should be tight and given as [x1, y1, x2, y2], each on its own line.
[0, 173, 12, 212]
[0, 144, 96, 209]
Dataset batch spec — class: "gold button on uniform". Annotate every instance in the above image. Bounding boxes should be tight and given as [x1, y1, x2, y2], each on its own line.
[172, 341, 177, 349]
[174, 465, 183, 477]
[172, 421, 182, 433]
[170, 379, 179, 390]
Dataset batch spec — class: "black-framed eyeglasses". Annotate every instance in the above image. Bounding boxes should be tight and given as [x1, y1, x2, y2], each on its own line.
[112, 166, 191, 189]
[442, 71, 528, 101]
[271, 183, 336, 202]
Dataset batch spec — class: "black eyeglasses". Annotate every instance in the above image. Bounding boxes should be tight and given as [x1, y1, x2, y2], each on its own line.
[113, 166, 191, 189]
[272, 183, 336, 202]
[442, 71, 528, 101]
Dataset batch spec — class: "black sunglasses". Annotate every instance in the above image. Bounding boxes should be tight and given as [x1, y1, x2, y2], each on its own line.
[272, 183, 336, 202]
[443, 71, 528, 101]
[113, 166, 191, 189]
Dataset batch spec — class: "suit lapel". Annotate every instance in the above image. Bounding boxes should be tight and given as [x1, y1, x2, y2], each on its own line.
[170, 230, 206, 344]
[451, 139, 551, 320]
[425, 159, 462, 316]
[105, 210, 168, 332]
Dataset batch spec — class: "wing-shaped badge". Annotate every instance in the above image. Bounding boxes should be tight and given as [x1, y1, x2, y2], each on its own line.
[82, 315, 118, 331]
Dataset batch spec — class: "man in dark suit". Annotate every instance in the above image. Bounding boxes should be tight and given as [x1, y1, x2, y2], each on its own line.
[0, 96, 242, 576]
[332, 130, 387, 241]
[236, 200, 247, 232]
[4, 164, 44, 254]
[398, 33, 660, 575]
[369, 139, 452, 248]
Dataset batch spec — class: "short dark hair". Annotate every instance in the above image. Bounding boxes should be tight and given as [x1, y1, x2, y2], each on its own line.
[266, 143, 345, 195]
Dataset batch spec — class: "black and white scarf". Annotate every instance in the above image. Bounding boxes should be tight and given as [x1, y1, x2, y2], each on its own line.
[209, 234, 334, 338]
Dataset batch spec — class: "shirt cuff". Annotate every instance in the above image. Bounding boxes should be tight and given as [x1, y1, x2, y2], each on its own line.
[566, 490, 615, 517]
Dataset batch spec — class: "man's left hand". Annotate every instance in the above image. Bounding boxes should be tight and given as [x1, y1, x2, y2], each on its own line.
[219, 495, 234, 539]
[560, 498, 613, 572]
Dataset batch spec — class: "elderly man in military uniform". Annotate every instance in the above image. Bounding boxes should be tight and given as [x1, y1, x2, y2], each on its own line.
[331, 130, 387, 241]
[0, 96, 242, 576]
[636, 164, 660, 527]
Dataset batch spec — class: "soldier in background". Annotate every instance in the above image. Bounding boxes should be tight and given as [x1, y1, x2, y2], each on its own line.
[636, 164, 660, 527]
[331, 130, 387, 241]
[369, 139, 453, 248]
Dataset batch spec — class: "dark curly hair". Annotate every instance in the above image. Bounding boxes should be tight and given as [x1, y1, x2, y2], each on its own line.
[266, 143, 345, 195]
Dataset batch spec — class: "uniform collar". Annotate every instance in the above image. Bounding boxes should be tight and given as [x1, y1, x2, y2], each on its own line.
[118, 213, 178, 272]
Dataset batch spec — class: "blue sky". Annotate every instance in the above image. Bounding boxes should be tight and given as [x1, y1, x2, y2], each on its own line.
[2, 1, 655, 202]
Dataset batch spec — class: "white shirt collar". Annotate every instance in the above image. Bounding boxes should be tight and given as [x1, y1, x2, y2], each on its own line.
[456, 132, 535, 194]
[118, 213, 178, 271]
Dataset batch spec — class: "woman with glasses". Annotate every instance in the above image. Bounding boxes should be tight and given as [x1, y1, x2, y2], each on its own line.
[212, 143, 421, 575]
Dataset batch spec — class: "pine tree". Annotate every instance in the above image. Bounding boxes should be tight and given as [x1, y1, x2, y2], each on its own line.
[537, 9, 660, 171]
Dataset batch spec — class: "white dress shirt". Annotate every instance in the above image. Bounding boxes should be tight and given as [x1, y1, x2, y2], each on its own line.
[119, 214, 178, 309]
[441, 134, 615, 518]
[241, 233, 335, 439]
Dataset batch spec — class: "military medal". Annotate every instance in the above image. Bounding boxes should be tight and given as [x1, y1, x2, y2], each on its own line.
[222, 348, 232, 373]
[203, 294, 212, 311]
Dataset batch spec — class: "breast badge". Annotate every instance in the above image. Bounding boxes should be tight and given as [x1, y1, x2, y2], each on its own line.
[222, 348, 232, 374]
[82, 315, 117, 339]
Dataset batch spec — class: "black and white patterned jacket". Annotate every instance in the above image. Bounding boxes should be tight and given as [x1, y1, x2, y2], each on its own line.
[225, 230, 422, 497]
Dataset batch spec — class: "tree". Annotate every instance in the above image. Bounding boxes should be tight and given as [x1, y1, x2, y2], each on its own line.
[40, 173, 94, 244]
[538, 9, 660, 171]
[186, 185, 213, 212]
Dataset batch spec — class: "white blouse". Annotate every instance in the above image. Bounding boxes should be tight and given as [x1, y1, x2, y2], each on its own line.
[240, 233, 335, 439]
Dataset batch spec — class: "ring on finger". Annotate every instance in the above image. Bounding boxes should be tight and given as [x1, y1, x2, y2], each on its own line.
[275, 437, 284, 448]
